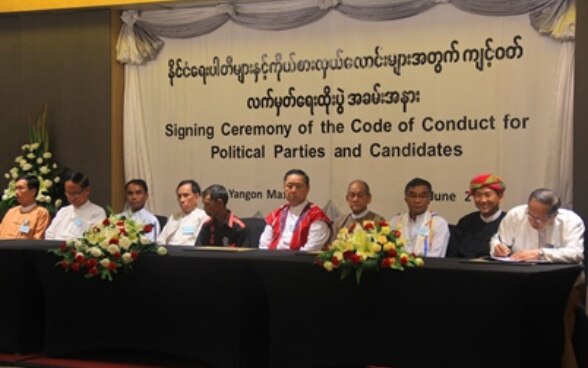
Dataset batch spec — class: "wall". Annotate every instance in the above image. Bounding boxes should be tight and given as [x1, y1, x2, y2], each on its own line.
[0, 9, 114, 210]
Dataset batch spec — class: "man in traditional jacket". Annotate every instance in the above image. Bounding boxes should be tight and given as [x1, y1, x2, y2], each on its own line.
[259, 169, 331, 251]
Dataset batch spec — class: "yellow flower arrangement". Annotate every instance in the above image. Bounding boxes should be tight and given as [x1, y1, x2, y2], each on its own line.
[316, 220, 424, 284]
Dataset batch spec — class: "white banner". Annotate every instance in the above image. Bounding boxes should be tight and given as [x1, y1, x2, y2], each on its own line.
[126, 5, 568, 223]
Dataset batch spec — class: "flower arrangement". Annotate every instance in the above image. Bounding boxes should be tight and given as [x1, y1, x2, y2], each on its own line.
[50, 213, 168, 281]
[0, 105, 64, 217]
[316, 220, 424, 284]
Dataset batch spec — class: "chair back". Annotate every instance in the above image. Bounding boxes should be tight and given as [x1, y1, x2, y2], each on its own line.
[241, 217, 266, 248]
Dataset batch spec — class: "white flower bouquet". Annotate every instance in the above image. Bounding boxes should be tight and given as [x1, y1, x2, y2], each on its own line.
[0, 105, 64, 216]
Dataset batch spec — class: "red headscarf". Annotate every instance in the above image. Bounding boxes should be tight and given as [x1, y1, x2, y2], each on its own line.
[469, 173, 506, 195]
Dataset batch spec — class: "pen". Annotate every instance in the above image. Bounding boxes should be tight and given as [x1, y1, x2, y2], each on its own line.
[498, 235, 513, 256]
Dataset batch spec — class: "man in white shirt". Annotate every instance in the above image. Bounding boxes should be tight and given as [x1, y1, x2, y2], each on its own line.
[45, 172, 106, 240]
[259, 169, 331, 251]
[121, 179, 160, 242]
[389, 177, 449, 257]
[491, 188, 584, 263]
[491, 188, 584, 368]
[157, 179, 208, 246]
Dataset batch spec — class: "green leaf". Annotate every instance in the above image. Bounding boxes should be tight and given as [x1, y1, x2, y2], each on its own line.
[340, 266, 353, 281]
[355, 267, 364, 284]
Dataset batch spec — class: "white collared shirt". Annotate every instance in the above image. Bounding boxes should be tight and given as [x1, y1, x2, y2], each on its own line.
[389, 210, 450, 257]
[157, 207, 208, 246]
[490, 205, 584, 263]
[45, 201, 106, 240]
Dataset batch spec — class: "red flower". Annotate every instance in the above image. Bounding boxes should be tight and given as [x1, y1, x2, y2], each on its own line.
[86, 258, 97, 268]
[131, 251, 139, 260]
[350, 254, 362, 264]
[102, 218, 110, 226]
[119, 229, 128, 236]
[143, 224, 154, 233]
[74, 253, 85, 263]
[394, 230, 401, 238]
[363, 222, 375, 230]
[400, 254, 409, 266]
[113, 252, 121, 259]
[388, 249, 397, 257]
[381, 258, 392, 268]
[71, 262, 80, 272]
[116, 221, 124, 227]
[343, 251, 354, 260]
[60, 242, 68, 251]
[378, 220, 389, 227]
[331, 256, 341, 266]
[88, 267, 98, 276]
[108, 262, 117, 271]
[59, 260, 69, 270]
[348, 223, 356, 232]
[109, 238, 119, 245]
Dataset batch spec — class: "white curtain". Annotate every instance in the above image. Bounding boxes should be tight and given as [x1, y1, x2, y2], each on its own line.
[117, 0, 576, 211]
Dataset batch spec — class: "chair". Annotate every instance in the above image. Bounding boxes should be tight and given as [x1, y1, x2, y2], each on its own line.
[241, 217, 266, 248]
[156, 215, 167, 230]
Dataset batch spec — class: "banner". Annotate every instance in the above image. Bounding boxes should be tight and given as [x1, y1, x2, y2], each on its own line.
[127, 5, 568, 223]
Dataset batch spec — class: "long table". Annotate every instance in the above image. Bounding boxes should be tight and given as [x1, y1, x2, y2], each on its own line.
[0, 240, 581, 368]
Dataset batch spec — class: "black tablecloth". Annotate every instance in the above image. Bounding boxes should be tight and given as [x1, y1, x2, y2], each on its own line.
[0, 240, 581, 368]
[254, 255, 580, 368]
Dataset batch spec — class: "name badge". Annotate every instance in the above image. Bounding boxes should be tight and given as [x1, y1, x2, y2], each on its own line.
[182, 225, 195, 235]
[20, 223, 30, 234]
[416, 226, 429, 237]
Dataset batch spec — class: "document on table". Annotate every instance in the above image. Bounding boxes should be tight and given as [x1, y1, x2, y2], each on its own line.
[489, 255, 550, 264]
[462, 256, 549, 265]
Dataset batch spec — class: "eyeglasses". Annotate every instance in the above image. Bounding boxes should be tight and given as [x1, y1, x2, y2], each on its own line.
[526, 209, 553, 224]
[65, 189, 86, 197]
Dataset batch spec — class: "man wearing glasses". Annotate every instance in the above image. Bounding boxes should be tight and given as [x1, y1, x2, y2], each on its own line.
[491, 190, 584, 368]
[389, 177, 450, 257]
[490, 188, 584, 263]
[45, 171, 106, 240]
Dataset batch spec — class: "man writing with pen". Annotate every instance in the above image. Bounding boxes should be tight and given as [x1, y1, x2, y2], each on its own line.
[490, 187, 584, 368]
[490, 188, 584, 263]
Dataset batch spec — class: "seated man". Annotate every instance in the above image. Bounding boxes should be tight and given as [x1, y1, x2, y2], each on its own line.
[121, 179, 160, 242]
[331, 179, 385, 241]
[491, 188, 584, 262]
[0, 174, 50, 239]
[490, 188, 584, 368]
[447, 173, 507, 258]
[157, 179, 208, 246]
[389, 177, 449, 257]
[45, 172, 106, 240]
[259, 169, 331, 251]
[196, 184, 251, 247]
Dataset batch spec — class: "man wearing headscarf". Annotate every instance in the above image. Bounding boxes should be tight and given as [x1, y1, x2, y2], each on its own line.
[446, 173, 506, 258]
